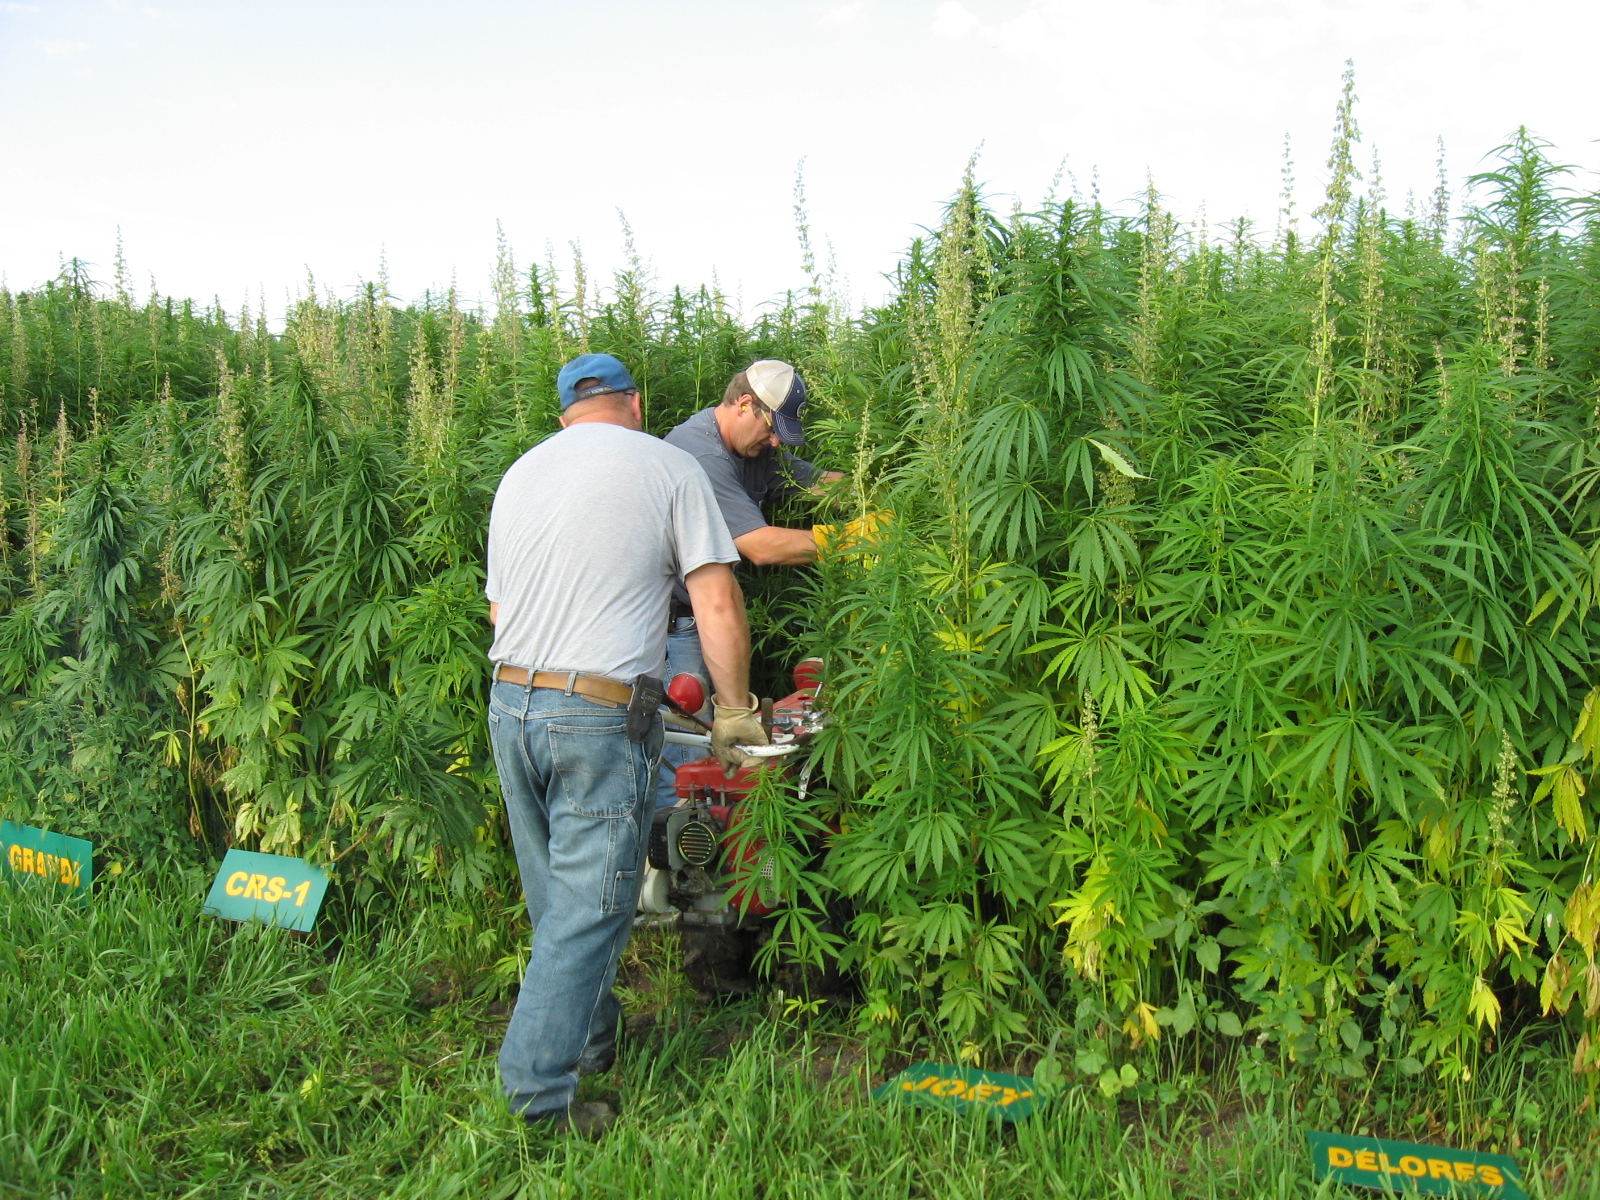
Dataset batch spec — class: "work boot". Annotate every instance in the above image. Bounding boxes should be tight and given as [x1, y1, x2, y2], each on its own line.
[525, 1101, 616, 1139]
[576, 1042, 616, 1077]
[576, 998, 622, 1076]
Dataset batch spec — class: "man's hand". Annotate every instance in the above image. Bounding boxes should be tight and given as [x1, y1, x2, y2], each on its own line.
[710, 692, 767, 777]
[814, 510, 893, 554]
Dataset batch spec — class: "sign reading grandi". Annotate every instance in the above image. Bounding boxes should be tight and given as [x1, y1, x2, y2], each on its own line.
[203, 848, 330, 933]
[1, 820, 92, 905]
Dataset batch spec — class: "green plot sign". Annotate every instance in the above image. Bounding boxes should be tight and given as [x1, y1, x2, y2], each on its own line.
[1308, 1131, 1525, 1198]
[2, 820, 92, 904]
[874, 1061, 1039, 1122]
[203, 849, 329, 932]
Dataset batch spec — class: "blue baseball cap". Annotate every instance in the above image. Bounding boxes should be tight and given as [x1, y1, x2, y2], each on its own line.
[557, 353, 638, 410]
[744, 360, 807, 445]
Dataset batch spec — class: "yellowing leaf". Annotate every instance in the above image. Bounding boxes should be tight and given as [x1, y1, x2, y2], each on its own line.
[1554, 767, 1590, 844]
[1574, 687, 1600, 761]
[1566, 881, 1600, 959]
[1084, 437, 1150, 480]
[1541, 952, 1573, 1015]
[1468, 975, 1501, 1029]
[1134, 1001, 1160, 1041]
[1531, 764, 1590, 844]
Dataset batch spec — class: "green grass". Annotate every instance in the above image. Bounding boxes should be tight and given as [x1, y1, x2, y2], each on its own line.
[3, 873, 1595, 1199]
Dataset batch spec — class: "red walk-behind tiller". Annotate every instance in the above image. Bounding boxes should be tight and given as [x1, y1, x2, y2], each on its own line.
[636, 658, 826, 993]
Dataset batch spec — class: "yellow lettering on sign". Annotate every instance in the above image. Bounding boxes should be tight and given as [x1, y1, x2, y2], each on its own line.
[246, 874, 267, 900]
[1355, 1151, 1378, 1172]
[264, 876, 286, 903]
[1478, 1166, 1504, 1187]
[894, 1073, 1032, 1108]
[225, 871, 248, 897]
[293, 879, 312, 906]
[2, 841, 82, 888]
[1452, 1162, 1477, 1183]
[1378, 1154, 1400, 1174]
[1327, 1147, 1356, 1169]
[1426, 1160, 1454, 1180]
[1398, 1157, 1426, 1177]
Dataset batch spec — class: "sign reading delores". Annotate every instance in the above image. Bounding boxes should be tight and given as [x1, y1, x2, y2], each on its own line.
[2, 820, 92, 904]
[1307, 1131, 1526, 1199]
[874, 1061, 1039, 1122]
[203, 849, 330, 932]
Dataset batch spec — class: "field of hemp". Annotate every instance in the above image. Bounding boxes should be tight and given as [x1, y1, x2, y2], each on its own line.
[2, 77, 1599, 1194]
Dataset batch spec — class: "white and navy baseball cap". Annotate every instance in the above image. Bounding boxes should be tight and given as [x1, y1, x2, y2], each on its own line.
[745, 360, 808, 446]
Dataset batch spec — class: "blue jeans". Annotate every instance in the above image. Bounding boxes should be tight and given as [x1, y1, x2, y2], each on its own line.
[487, 680, 662, 1118]
[658, 616, 711, 807]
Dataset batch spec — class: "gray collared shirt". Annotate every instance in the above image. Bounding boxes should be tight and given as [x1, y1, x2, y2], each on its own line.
[663, 407, 818, 540]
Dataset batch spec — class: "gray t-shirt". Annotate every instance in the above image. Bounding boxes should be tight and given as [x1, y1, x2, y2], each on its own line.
[662, 407, 819, 540]
[485, 422, 738, 681]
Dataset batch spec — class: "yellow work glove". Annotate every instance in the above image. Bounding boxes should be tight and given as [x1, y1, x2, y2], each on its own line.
[814, 511, 893, 554]
[711, 693, 768, 778]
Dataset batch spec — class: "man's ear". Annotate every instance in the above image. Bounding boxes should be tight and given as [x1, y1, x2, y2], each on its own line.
[629, 392, 644, 427]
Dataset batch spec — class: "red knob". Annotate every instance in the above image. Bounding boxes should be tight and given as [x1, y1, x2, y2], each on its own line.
[667, 672, 707, 715]
[792, 658, 823, 692]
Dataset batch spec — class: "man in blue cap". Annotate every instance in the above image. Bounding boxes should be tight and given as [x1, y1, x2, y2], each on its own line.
[485, 352, 767, 1135]
[655, 361, 843, 804]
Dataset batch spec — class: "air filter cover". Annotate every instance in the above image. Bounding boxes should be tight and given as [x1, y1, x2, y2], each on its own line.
[675, 816, 720, 867]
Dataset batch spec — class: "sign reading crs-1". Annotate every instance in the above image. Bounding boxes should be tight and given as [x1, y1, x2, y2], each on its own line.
[638, 658, 832, 992]
[203, 848, 331, 933]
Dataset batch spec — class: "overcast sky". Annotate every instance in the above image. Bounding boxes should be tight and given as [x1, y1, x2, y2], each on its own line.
[2, 0, 1596, 319]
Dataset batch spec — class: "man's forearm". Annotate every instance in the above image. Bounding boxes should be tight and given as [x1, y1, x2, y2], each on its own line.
[683, 564, 751, 704]
[734, 524, 820, 567]
[698, 606, 751, 706]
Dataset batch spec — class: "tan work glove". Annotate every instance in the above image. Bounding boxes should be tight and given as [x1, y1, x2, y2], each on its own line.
[711, 692, 767, 778]
[814, 510, 893, 555]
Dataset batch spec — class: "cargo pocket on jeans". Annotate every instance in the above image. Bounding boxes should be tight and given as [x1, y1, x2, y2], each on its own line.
[548, 722, 636, 817]
[603, 867, 639, 916]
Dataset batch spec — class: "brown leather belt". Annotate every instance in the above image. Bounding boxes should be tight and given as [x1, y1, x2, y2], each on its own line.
[494, 665, 632, 707]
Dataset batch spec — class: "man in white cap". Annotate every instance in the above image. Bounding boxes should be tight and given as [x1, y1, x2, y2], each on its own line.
[656, 361, 842, 802]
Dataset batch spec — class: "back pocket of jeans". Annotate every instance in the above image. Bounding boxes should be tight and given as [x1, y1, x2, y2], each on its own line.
[548, 722, 635, 818]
